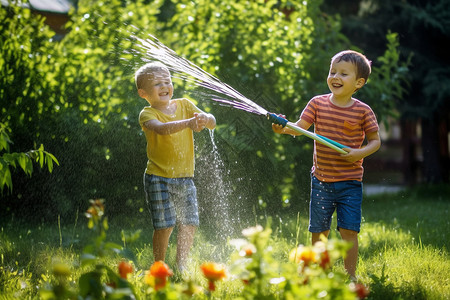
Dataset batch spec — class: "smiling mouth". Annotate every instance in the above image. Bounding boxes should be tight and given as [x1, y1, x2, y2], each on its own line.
[159, 92, 169, 96]
[332, 83, 342, 88]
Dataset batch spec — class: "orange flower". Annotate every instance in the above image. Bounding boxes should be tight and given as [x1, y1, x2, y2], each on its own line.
[200, 262, 226, 291]
[118, 261, 133, 279]
[289, 245, 317, 266]
[239, 244, 257, 257]
[150, 261, 173, 278]
[313, 241, 331, 269]
[318, 250, 331, 269]
[352, 283, 370, 299]
[93, 199, 104, 210]
[145, 261, 173, 291]
[85, 198, 105, 219]
[86, 206, 98, 217]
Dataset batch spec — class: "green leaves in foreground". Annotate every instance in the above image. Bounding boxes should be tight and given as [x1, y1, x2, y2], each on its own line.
[38, 200, 367, 299]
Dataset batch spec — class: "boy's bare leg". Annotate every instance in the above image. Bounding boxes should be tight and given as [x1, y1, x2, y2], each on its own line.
[176, 224, 196, 271]
[153, 227, 174, 262]
[312, 230, 330, 245]
[339, 228, 358, 278]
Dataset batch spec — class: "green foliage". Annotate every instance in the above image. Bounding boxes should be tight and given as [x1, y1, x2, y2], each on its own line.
[0, 1, 56, 130]
[38, 200, 361, 299]
[140, 0, 349, 208]
[400, 0, 450, 117]
[0, 0, 411, 220]
[55, 0, 163, 122]
[0, 1, 62, 206]
[167, 0, 312, 103]
[358, 32, 411, 127]
[227, 223, 358, 299]
[0, 0, 165, 217]
[40, 199, 139, 299]
[322, 0, 449, 120]
[0, 123, 59, 192]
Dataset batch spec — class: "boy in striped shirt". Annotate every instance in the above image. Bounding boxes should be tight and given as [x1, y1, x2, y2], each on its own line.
[273, 50, 381, 280]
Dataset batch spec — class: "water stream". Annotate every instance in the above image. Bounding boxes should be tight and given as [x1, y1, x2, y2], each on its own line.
[129, 32, 269, 116]
[129, 32, 269, 251]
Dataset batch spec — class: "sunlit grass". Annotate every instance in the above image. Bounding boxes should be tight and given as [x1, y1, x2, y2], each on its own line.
[357, 185, 449, 299]
[0, 185, 449, 299]
[358, 234, 449, 299]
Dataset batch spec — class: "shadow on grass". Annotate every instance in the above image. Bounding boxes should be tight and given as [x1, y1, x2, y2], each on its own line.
[359, 184, 449, 300]
[368, 265, 428, 300]
[362, 184, 449, 250]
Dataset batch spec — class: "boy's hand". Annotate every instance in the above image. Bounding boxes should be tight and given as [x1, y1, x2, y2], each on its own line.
[340, 148, 364, 163]
[190, 113, 209, 132]
[341, 133, 381, 163]
[271, 114, 287, 134]
[272, 123, 285, 134]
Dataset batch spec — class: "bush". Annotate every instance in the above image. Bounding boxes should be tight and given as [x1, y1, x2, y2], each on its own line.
[38, 200, 367, 299]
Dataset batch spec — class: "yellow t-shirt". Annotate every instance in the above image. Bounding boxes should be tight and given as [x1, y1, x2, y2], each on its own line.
[139, 98, 203, 178]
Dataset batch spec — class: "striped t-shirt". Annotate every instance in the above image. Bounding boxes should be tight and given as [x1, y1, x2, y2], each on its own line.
[300, 94, 379, 182]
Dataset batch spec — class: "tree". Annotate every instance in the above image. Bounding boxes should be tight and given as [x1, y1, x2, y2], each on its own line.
[1, 0, 411, 223]
[135, 0, 352, 213]
[0, 3, 59, 195]
[0, 0, 163, 220]
[321, 0, 450, 184]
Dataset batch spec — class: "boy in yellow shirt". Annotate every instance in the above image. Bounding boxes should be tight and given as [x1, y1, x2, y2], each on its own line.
[136, 62, 216, 272]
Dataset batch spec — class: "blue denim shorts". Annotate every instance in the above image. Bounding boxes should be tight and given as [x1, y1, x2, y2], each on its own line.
[309, 175, 363, 233]
[144, 174, 199, 230]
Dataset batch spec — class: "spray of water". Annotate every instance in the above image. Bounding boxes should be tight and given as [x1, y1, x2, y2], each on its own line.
[199, 131, 234, 235]
[127, 32, 273, 242]
[130, 32, 268, 116]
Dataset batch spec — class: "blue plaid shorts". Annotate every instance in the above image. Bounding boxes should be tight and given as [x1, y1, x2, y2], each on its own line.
[144, 174, 199, 230]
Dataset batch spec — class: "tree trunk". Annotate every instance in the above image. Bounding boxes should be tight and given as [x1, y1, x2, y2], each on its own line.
[421, 115, 448, 183]
[401, 119, 419, 185]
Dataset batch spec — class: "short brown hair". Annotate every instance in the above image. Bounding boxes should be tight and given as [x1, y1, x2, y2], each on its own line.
[135, 62, 170, 90]
[331, 50, 372, 82]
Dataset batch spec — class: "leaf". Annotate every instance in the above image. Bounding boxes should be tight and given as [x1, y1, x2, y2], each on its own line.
[38, 145, 45, 168]
[0, 129, 11, 152]
[104, 242, 123, 254]
[78, 271, 103, 298]
[17, 153, 32, 176]
[121, 229, 142, 244]
[25, 158, 33, 176]
[80, 253, 98, 267]
[46, 155, 53, 172]
[119, 248, 137, 263]
[0, 165, 12, 192]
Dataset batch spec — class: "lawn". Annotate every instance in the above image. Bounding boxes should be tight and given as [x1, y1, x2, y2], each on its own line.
[0, 185, 448, 299]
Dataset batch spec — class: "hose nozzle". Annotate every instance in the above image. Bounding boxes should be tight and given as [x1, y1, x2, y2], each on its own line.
[267, 113, 288, 127]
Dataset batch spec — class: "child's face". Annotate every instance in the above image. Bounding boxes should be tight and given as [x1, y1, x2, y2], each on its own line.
[138, 69, 174, 106]
[327, 60, 365, 97]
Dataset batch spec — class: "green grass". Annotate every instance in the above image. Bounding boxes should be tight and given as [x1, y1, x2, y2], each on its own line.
[0, 185, 449, 299]
[356, 185, 450, 299]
